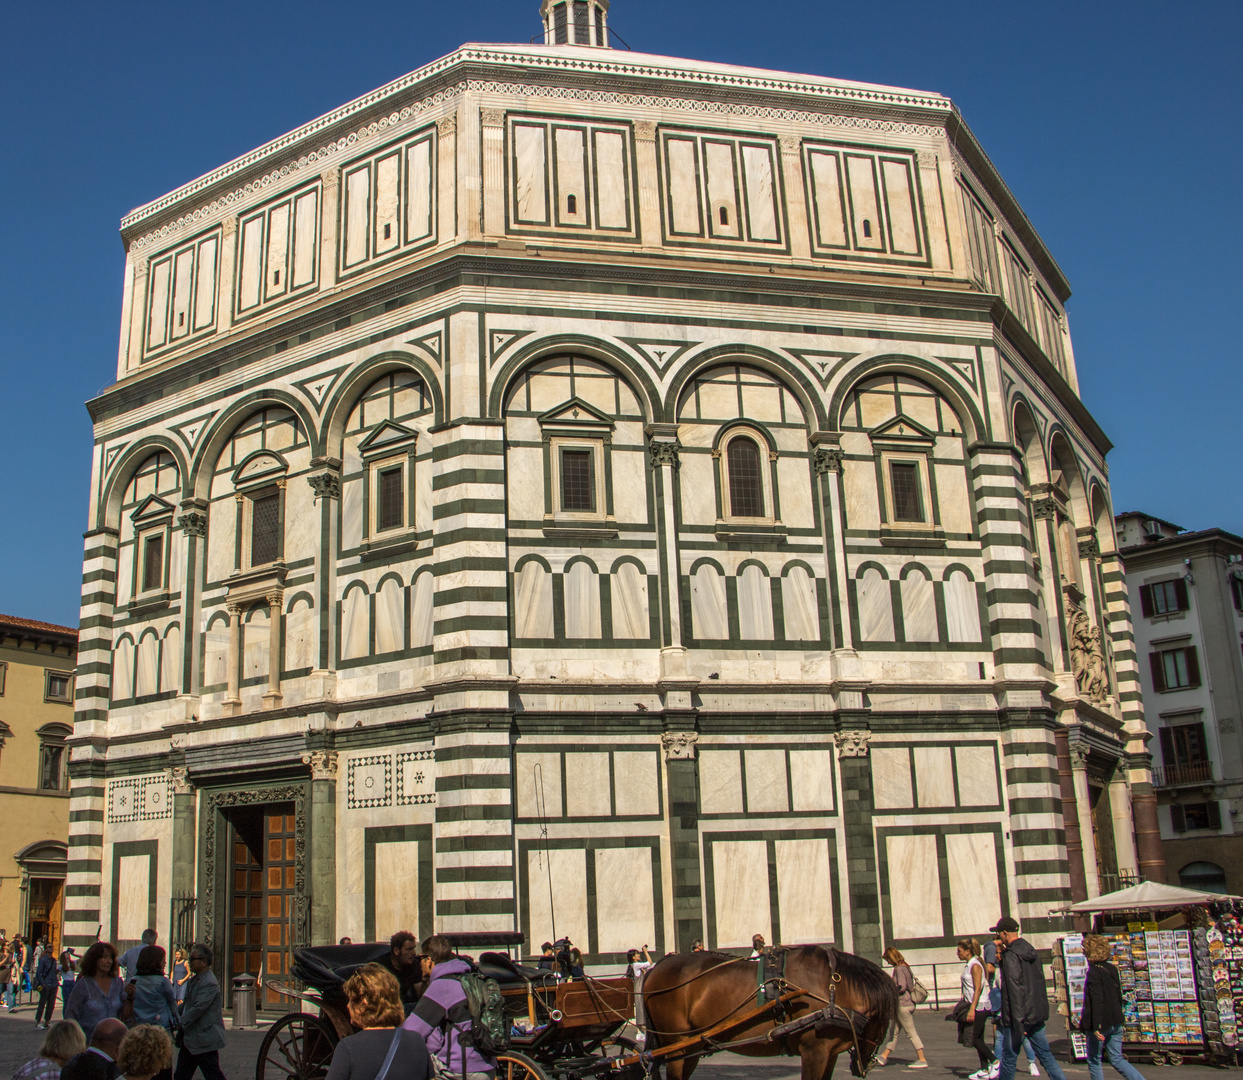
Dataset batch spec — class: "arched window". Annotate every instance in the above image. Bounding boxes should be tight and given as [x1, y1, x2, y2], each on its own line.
[1179, 861, 1227, 893]
[727, 437, 764, 518]
[37, 723, 72, 791]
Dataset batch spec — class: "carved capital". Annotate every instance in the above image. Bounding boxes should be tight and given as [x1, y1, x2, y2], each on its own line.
[437, 114, 457, 137]
[813, 447, 845, 475]
[634, 121, 656, 142]
[302, 750, 339, 781]
[266, 591, 284, 609]
[222, 216, 237, 239]
[132, 260, 149, 280]
[308, 472, 341, 501]
[917, 150, 939, 168]
[177, 511, 208, 538]
[226, 601, 243, 618]
[1030, 496, 1061, 521]
[1078, 536, 1100, 560]
[480, 108, 504, 127]
[169, 766, 193, 795]
[835, 730, 871, 758]
[649, 440, 680, 469]
[661, 731, 698, 761]
[1068, 741, 1091, 770]
[321, 167, 340, 189]
[779, 135, 801, 155]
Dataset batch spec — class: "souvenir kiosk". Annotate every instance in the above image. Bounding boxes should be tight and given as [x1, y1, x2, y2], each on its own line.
[1051, 882, 1243, 1066]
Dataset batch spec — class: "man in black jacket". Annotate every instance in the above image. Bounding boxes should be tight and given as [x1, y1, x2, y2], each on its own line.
[61, 1017, 127, 1080]
[992, 917, 1068, 1080]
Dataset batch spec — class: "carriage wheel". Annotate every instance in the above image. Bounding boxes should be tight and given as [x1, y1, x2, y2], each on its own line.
[257, 1013, 339, 1080]
[496, 1050, 552, 1080]
[600, 1035, 643, 1058]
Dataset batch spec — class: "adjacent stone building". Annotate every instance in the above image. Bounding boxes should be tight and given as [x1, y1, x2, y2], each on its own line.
[1117, 512, 1243, 895]
[0, 615, 77, 952]
[67, 4, 1164, 993]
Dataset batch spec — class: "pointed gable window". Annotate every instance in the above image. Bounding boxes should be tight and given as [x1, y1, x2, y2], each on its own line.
[232, 449, 290, 569]
[129, 493, 177, 604]
[538, 398, 615, 528]
[869, 414, 937, 534]
[358, 421, 418, 548]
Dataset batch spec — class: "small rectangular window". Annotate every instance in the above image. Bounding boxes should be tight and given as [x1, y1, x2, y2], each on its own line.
[0, 661, 6, 696]
[1150, 645, 1200, 691]
[251, 491, 282, 566]
[554, 2, 568, 43]
[889, 462, 924, 523]
[142, 534, 164, 592]
[40, 743, 65, 790]
[1173, 801, 1221, 832]
[1231, 575, 1243, 612]
[560, 448, 595, 512]
[377, 466, 404, 532]
[45, 672, 72, 703]
[1140, 579, 1188, 617]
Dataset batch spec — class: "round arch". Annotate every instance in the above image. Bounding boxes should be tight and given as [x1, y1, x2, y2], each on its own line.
[828, 355, 986, 443]
[189, 390, 320, 503]
[321, 351, 444, 458]
[98, 436, 190, 532]
[1011, 396, 1049, 487]
[488, 335, 660, 422]
[1047, 428, 1090, 527]
[666, 345, 826, 431]
[1089, 482, 1116, 555]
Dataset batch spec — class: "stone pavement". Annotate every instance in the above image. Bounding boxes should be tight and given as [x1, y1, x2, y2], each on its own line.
[1, 1005, 1237, 1079]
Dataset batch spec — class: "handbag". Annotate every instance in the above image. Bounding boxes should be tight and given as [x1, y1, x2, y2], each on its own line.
[909, 975, 929, 1006]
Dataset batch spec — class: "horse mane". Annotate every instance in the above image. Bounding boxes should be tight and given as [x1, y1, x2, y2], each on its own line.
[820, 946, 899, 1018]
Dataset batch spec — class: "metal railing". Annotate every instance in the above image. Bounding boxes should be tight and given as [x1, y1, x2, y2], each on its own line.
[1152, 761, 1214, 787]
[170, 894, 197, 950]
[1098, 871, 1144, 894]
[903, 963, 1056, 1012]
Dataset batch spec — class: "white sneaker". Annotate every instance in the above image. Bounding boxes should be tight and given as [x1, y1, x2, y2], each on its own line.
[970, 1070, 990, 1079]
[1029, 1065, 1040, 1077]
[989, 1061, 1002, 1078]
[907, 1062, 928, 1070]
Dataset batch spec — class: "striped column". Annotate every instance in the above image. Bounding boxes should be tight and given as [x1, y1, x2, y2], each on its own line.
[969, 444, 1047, 679]
[65, 526, 118, 948]
[433, 732, 515, 934]
[1002, 728, 1073, 936]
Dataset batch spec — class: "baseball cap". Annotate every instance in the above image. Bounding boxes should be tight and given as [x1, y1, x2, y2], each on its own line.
[989, 917, 1020, 933]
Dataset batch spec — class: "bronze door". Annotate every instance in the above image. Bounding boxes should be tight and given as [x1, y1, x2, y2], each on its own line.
[228, 803, 296, 1007]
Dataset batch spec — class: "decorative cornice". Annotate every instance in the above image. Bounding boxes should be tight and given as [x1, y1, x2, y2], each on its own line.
[661, 731, 698, 761]
[835, 730, 871, 758]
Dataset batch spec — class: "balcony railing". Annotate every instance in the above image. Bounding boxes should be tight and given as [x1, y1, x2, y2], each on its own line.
[1152, 761, 1215, 787]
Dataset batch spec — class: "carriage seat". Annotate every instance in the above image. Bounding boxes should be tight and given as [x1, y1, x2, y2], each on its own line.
[477, 951, 555, 985]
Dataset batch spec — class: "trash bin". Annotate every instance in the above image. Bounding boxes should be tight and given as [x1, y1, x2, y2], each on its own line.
[232, 973, 257, 1030]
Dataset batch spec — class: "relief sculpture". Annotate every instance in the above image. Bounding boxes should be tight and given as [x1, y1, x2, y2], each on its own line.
[1068, 606, 1109, 702]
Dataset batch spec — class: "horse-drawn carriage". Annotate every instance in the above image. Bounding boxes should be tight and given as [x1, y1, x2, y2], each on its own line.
[257, 933, 896, 1080]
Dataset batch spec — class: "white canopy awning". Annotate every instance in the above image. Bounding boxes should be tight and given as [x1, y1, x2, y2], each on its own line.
[1060, 880, 1241, 914]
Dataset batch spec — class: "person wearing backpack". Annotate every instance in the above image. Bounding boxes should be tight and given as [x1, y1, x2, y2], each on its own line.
[876, 947, 928, 1068]
[402, 936, 497, 1080]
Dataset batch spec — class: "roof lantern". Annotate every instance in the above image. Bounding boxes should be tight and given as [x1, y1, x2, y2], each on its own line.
[541, 0, 610, 46]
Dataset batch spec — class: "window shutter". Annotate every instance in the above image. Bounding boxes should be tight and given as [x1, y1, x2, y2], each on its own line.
[1139, 584, 1153, 618]
[1149, 651, 1166, 692]
[1170, 805, 1186, 833]
[1159, 727, 1176, 767]
[1191, 722, 1208, 762]
[1186, 647, 1201, 687]
[1173, 578, 1188, 611]
[1207, 801, 1222, 830]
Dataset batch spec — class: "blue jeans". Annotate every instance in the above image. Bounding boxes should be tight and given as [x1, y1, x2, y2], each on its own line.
[4, 982, 16, 1008]
[1087, 1026, 1146, 1080]
[999, 1024, 1067, 1080]
[995, 1028, 1037, 1066]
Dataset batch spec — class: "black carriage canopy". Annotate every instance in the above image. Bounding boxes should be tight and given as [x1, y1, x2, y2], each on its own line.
[290, 931, 548, 991]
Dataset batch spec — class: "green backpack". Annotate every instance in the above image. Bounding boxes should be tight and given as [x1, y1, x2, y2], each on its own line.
[447, 970, 509, 1058]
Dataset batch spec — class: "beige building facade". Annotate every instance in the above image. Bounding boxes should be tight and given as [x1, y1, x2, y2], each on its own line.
[0, 615, 76, 952]
[1117, 513, 1243, 895]
[68, 6, 1163, 990]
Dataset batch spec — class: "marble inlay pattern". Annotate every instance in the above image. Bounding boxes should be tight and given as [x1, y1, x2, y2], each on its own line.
[348, 754, 393, 809]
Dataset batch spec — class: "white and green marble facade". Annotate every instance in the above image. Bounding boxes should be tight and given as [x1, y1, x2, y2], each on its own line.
[68, 38, 1156, 973]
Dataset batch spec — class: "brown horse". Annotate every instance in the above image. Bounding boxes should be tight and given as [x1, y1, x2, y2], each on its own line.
[641, 946, 897, 1080]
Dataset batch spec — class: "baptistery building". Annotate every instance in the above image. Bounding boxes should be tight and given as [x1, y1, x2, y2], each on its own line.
[67, 3, 1164, 993]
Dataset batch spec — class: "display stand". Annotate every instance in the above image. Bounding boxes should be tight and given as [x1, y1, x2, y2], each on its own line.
[1206, 899, 1243, 1063]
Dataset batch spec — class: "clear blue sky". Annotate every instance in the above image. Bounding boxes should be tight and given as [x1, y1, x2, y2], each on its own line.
[2, 1, 1239, 628]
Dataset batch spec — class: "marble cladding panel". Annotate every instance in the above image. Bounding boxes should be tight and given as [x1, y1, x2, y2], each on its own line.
[554, 127, 586, 227]
[611, 563, 649, 639]
[507, 445, 544, 521]
[857, 567, 895, 642]
[285, 478, 317, 565]
[935, 463, 973, 535]
[691, 564, 728, 640]
[594, 847, 655, 953]
[565, 752, 612, 817]
[341, 476, 364, 550]
[411, 573, 434, 649]
[946, 832, 1001, 937]
[712, 839, 771, 948]
[242, 608, 270, 681]
[872, 747, 914, 810]
[901, 574, 938, 642]
[396, 751, 435, 805]
[776, 838, 833, 944]
[527, 848, 588, 947]
[611, 448, 649, 524]
[116, 853, 152, 940]
[744, 749, 788, 814]
[202, 615, 229, 689]
[678, 455, 717, 526]
[161, 625, 181, 693]
[514, 123, 549, 224]
[375, 578, 404, 654]
[141, 228, 220, 359]
[886, 834, 943, 938]
[781, 567, 820, 641]
[954, 746, 999, 806]
[516, 752, 564, 818]
[341, 586, 369, 660]
[135, 633, 159, 697]
[699, 750, 744, 815]
[737, 565, 774, 640]
[348, 754, 393, 809]
[789, 750, 834, 812]
[115, 544, 134, 607]
[913, 746, 955, 807]
[613, 752, 659, 817]
[593, 130, 628, 229]
[564, 562, 602, 639]
[285, 599, 315, 671]
[107, 775, 173, 823]
[515, 561, 555, 639]
[375, 840, 421, 938]
[775, 457, 814, 529]
[945, 572, 982, 643]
